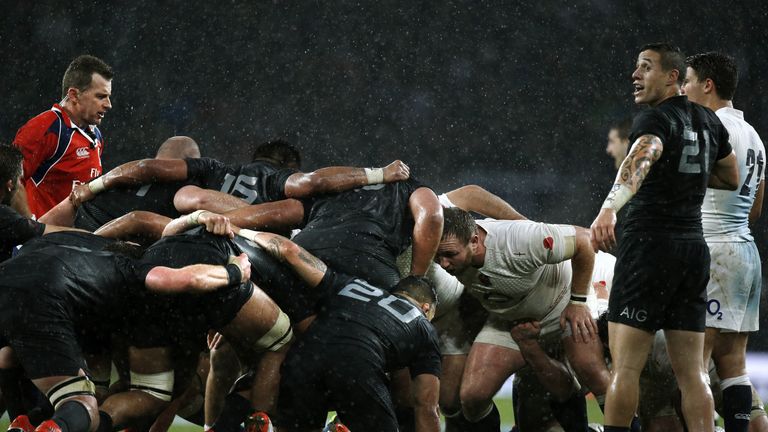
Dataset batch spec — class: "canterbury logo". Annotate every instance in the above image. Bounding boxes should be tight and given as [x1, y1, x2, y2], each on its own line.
[76, 147, 90, 158]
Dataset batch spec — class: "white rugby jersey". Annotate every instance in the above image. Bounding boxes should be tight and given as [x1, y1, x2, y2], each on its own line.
[702, 107, 765, 242]
[454, 219, 574, 321]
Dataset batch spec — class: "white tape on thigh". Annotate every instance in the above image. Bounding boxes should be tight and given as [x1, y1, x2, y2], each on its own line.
[47, 376, 95, 409]
[130, 370, 175, 402]
[257, 310, 293, 352]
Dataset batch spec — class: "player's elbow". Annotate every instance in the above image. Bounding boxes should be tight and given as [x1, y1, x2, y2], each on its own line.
[174, 185, 207, 213]
[280, 239, 304, 263]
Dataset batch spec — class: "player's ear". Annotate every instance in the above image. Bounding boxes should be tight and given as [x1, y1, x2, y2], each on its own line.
[422, 302, 436, 321]
[704, 78, 716, 95]
[667, 68, 680, 86]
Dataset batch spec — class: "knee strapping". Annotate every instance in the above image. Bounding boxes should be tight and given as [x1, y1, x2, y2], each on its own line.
[46, 376, 95, 409]
[257, 311, 293, 352]
[129, 370, 174, 402]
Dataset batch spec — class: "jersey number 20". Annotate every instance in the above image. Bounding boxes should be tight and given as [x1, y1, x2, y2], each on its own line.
[339, 282, 422, 324]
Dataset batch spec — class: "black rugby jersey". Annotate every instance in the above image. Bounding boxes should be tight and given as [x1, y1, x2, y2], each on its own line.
[292, 178, 427, 262]
[0, 232, 142, 331]
[0, 204, 45, 262]
[624, 96, 731, 235]
[74, 181, 192, 230]
[186, 158, 297, 205]
[306, 270, 441, 378]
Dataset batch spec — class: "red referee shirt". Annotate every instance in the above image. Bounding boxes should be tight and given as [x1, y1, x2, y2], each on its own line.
[13, 104, 104, 218]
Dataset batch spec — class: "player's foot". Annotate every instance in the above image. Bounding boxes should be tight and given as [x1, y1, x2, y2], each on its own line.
[32, 421, 61, 432]
[322, 416, 350, 432]
[7, 415, 34, 432]
[245, 411, 273, 432]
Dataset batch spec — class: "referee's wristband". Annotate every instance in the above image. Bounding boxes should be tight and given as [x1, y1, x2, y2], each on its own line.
[569, 294, 588, 306]
[225, 263, 243, 286]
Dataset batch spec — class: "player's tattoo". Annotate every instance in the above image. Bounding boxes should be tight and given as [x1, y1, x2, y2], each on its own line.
[297, 249, 327, 273]
[266, 238, 284, 261]
[617, 134, 663, 193]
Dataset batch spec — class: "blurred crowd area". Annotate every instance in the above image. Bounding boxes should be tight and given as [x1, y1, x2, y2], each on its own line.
[1, 1, 767, 347]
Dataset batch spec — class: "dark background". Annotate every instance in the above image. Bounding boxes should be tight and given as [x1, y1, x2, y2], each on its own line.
[2, 1, 767, 348]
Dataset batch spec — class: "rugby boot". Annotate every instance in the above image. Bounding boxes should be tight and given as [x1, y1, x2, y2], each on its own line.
[245, 411, 273, 432]
[32, 420, 61, 432]
[322, 416, 350, 432]
[7, 415, 34, 432]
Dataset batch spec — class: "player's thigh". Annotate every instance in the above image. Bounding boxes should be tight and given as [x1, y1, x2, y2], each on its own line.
[439, 354, 467, 410]
[663, 329, 706, 384]
[462, 342, 524, 402]
[607, 322, 654, 377]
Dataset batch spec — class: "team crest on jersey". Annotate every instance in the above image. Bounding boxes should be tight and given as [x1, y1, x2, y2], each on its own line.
[478, 273, 491, 286]
[76, 147, 90, 158]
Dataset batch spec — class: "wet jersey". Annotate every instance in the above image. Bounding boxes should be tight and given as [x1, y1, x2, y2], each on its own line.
[455, 219, 574, 321]
[702, 107, 765, 242]
[0, 204, 45, 262]
[292, 178, 427, 264]
[0, 232, 141, 332]
[308, 270, 441, 377]
[14, 104, 104, 218]
[74, 181, 193, 230]
[186, 158, 297, 205]
[624, 96, 732, 236]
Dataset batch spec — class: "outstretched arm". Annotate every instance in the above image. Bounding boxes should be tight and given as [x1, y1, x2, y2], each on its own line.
[161, 210, 233, 238]
[283, 160, 410, 198]
[38, 197, 76, 226]
[145, 253, 251, 294]
[558, 226, 597, 343]
[444, 185, 526, 220]
[590, 134, 663, 252]
[222, 199, 305, 232]
[236, 229, 327, 288]
[95, 211, 172, 241]
[70, 159, 189, 206]
[409, 187, 444, 276]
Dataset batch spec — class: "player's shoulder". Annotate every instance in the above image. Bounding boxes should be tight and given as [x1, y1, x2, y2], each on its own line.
[15, 109, 60, 138]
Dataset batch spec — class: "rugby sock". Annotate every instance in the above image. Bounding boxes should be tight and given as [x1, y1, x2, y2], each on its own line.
[0, 367, 28, 419]
[443, 409, 473, 432]
[466, 403, 500, 432]
[721, 376, 752, 432]
[549, 392, 588, 432]
[21, 378, 54, 425]
[213, 393, 252, 432]
[394, 406, 415, 432]
[95, 411, 113, 432]
[629, 415, 641, 432]
[50, 401, 91, 432]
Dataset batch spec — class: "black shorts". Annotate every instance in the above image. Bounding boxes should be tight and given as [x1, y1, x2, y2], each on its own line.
[3, 325, 87, 380]
[275, 341, 398, 431]
[608, 233, 710, 332]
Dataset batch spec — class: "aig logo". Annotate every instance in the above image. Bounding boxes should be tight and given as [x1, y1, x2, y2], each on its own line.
[619, 306, 648, 322]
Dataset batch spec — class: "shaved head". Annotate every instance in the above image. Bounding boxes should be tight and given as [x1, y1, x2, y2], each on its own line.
[155, 136, 201, 159]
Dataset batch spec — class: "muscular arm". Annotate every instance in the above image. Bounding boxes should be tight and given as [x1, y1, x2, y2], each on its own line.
[749, 181, 764, 224]
[222, 199, 305, 232]
[39, 197, 76, 226]
[590, 134, 663, 252]
[144, 254, 250, 294]
[283, 160, 410, 198]
[511, 321, 579, 402]
[95, 211, 172, 242]
[409, 187, 444, 276]
[445, 185, 526, 220]
[70, 159, 189, 206]
[236, 229, 327, 288]
[174, 185, 251, 214]
[708, 151, 739, 190]
[558, 226, 597, 342]
[411, 373, 440, 432]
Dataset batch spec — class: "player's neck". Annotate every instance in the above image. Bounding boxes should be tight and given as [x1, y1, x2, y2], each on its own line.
[708, 99, 733, 112]
[59, 101, 87, 129]
[649, 86, 680, 107]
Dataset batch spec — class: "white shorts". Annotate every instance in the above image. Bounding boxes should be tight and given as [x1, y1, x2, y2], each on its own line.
[705, 241, 762, 332]
[474, 292, 567, 351]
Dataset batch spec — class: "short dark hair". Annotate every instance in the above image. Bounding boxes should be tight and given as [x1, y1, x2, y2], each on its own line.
[61, 55, 114, 99]
[640, 43, 685, 84]
[251, 139, 301, 169]
[442, 207, 477, 244]
[0, 145, 23, 183]
[392, 275, 437, 306]
[685, 52, 739, 100]
[610, 117, 633, 141]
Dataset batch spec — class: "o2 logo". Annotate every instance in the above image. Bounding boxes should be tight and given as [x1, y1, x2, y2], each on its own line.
[707, 299, 723, 320]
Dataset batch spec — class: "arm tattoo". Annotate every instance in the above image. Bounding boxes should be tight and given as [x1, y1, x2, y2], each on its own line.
[298, 249, 327, 273]
[616, 134, 663, 193]
[266, 238, 284, 261]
